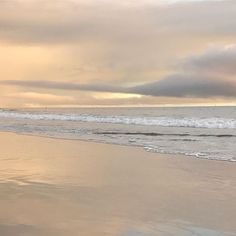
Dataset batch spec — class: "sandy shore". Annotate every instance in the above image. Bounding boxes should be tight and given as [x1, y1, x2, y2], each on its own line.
[0, 132, 235, 235]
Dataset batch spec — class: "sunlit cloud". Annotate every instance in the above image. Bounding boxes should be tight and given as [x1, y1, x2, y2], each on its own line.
[93, 93, 142, 100]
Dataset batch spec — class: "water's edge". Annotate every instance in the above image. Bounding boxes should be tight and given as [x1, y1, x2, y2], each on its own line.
[1, 130, 235, 163]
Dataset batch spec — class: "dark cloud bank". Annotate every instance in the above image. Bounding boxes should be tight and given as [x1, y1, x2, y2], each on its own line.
[3, 74, 236, 98]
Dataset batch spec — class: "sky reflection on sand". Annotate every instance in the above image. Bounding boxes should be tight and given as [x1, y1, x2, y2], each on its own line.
[0, 132, 235, 236]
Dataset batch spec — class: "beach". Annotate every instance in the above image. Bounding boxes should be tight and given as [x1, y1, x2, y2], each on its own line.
[0, 132, 235, 236]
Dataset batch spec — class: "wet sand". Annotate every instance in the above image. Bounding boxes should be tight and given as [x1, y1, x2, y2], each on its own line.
[0, 132, 235, 236]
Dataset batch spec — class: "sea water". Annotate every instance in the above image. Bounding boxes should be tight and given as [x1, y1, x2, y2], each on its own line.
[0, 106, 235, 162]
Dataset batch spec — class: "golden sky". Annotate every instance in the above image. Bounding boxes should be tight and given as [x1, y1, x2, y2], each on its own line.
[0, 0, 236, 107]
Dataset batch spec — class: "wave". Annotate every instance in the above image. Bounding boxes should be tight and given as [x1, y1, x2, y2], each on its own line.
[0, 110, 236, 129]
[144, 147, 236, 162]
[95, 132, 236, 137]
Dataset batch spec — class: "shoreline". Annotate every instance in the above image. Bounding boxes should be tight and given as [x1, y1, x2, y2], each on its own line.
[1, 130, 235, 164]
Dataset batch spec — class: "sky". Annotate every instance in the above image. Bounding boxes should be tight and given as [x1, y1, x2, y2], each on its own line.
[0, 0, 236, 107]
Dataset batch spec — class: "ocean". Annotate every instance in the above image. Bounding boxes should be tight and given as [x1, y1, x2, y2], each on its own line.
[0, 106, 236, 162]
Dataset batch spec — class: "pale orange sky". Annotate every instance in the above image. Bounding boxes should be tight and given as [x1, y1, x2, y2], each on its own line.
[0, 0, 236, 107]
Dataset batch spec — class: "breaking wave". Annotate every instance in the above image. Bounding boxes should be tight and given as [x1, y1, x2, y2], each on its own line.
[0, 109, 236, 129]
[0, 110, 236, 129]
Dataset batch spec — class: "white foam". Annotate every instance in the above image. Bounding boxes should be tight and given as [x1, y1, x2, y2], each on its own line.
[0, 110, 236, 129]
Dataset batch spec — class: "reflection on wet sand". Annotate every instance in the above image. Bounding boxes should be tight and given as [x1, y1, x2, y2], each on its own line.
[0, 132, 235, 236]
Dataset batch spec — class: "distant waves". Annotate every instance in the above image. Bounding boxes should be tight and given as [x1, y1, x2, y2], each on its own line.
[0, 110, 236, 129]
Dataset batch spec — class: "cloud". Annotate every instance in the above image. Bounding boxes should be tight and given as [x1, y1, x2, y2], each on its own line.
[1, 0, 236, 87]
[183, 45, 236, 76]
[2, 80, 124, 93]
[1, 1, 236, 106]
[132, 74, 236, 98]
[2, 75, 236, 99]
[1, 0, 235, 85]
[130, 44, 236, 99]
[2, 44, 236, 99]
[0, 0, 235, 45]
